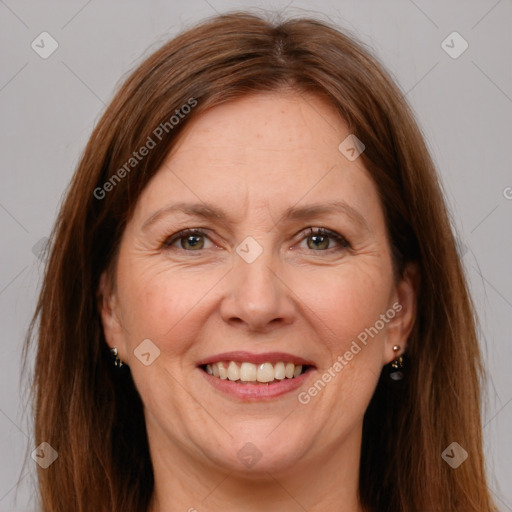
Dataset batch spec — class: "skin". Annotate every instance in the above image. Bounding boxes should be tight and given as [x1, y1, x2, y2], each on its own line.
[99, 90, 418, 512]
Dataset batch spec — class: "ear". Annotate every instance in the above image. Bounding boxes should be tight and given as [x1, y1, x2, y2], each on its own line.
[383, 262, 420, 365]
[97, 271, 125, 356]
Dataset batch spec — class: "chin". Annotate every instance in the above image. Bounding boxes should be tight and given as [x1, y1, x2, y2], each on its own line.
[199, 430, 312, 476]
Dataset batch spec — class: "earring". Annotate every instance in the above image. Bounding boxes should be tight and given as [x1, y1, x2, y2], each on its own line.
[389, 344, 405, 381]
[110, 347, 124, 368]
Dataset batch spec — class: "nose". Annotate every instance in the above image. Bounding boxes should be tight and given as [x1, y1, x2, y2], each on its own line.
[219, 246, 296, 333]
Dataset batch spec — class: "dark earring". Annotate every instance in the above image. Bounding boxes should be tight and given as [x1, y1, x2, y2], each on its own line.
[110, 347, 124, 368]
[389, 345, 405, 381]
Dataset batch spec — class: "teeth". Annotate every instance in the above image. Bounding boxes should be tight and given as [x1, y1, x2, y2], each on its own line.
[274, 361, 285, 380]
[205, 361, 305, 383]
[257, 362, 274, 383]
[285, 362, 295, 379]
[240, 362, 257, 382]
[218, 361, 228, 380]
[227, 361, 240, 381]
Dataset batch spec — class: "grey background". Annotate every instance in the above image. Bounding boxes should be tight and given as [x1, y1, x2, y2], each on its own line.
[0, 0, 511, 510]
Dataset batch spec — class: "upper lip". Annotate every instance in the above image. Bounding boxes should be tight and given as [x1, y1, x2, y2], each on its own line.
[196, 351, 316, 367]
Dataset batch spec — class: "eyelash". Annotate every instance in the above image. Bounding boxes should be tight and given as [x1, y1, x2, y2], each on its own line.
[161, 227, 352, 253]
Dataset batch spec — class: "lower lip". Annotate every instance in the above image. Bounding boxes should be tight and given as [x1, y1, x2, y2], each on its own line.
[199, 367, 315, 401]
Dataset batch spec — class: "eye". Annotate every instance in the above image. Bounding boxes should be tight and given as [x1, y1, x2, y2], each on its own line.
[161, 227, 351, 253]
[161, 228, 213, 251]
[298, 227, 351, 252]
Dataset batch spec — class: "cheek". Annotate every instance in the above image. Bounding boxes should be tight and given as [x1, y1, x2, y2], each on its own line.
[117, 263, 221, 353]
[295, 262, 393, 348]
[326, 361, 382, 427]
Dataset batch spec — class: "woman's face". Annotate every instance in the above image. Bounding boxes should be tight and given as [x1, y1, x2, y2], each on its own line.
[100, 91, 417, 477]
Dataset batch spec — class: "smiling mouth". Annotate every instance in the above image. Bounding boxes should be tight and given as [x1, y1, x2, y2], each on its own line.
[200, 361, 312, 384]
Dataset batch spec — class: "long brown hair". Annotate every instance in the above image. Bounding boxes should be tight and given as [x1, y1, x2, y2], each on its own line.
[23, 11, 496, 512]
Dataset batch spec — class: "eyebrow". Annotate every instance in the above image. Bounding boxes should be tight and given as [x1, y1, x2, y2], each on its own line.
[141, 200, 371, 233]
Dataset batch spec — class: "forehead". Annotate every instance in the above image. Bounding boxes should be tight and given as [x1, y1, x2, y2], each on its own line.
[133, 91, 383, 227]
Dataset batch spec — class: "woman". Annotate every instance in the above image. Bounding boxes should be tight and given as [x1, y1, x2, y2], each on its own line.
[24, 11, 497, 512]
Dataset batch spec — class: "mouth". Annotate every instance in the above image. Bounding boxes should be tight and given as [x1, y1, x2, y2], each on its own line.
[199, 361, 312, 383]
[196, 351, 316, 400]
